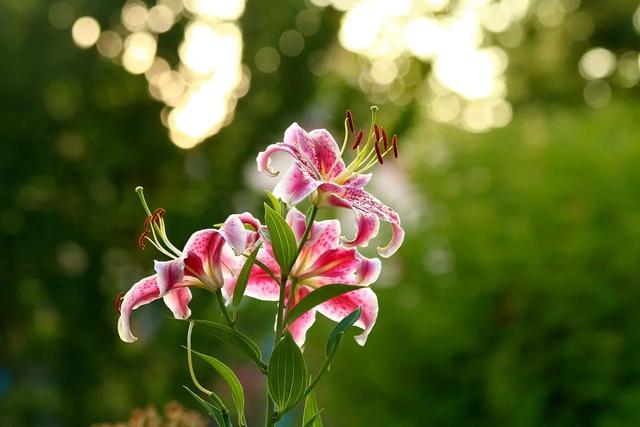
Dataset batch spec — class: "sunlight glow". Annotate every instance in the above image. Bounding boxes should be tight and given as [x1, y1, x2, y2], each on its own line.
[69, 0, 247, 148]
[329, 0, 526, 132]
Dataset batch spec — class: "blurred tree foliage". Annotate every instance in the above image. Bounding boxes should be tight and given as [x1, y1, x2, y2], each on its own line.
[0, 0, 639, 426]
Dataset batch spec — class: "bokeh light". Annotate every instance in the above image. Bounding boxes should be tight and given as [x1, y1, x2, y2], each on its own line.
[71, 16, 100, 49]
[68, 0, 247, 149]
[324, 0, 529, 132]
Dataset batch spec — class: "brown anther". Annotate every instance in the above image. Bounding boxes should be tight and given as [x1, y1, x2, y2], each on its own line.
[381, 127, 388, 150]
[374, 140, 384, 165]
[346, 110, 354, 133]
[374, 124, 380, 144]
[352, 129, 364, 149]
[115, 291, 126, 313]
[392, 135, 398, 158]
[152, 208, 165, 221]
[137, 230, 148, 249]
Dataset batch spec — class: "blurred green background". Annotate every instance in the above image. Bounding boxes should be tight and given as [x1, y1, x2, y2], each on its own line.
[2, 0, 640, 426]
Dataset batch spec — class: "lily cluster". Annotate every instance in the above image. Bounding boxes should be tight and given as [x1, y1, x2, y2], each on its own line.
[116, 107, 404, 427]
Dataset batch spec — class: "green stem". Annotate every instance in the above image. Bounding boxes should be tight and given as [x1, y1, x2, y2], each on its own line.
[215, 290, 235, 327]
[296, 205, 318, 258]
[264, 204, 319, 427]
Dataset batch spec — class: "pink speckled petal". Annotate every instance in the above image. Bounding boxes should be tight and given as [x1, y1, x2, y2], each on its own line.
[301, 218, 342, 263]
[154, 258, 185, 296]
[378, 222, 405, 258]
[241, 249, 281, 301]
[343, 211, 380, 249]
[235, 212, 261, 231]
[301, 248, 358, 282]
[284, 122, 317, 169]
[256, 142, 299, 177]
[336, 187, 404, 257]
[287, 286, 316, 347]
[308, 129, 345, 179]
[273, 163, 321, 206]
[316, 286, 379, 346]
[355, 255, 382, 286]
[343, 173, 372, 189]
[220, 214, 247, 256]
[183, 229, 225, 285]
[286, 207, 307, 241]
[117, 275, 161, 343]
[162, 286, 192, 319]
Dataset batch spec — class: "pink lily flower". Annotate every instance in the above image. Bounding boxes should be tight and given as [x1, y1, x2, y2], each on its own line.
[117, 211, 261, 343]
[226, 208, 381, 347]
[256, 109, 405, 258]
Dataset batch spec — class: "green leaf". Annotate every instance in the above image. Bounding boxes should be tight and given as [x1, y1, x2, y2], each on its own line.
[326, 307, 362, 358]
[183, 386, 227, 427]
[188, 319, 266, 371]
[268, 332, 308, 412]
[286, 285, 366, 325]
[232, 243, 262, 310]
[302, 390, 324, 427]
[266, 191, 283, 215]
[189, 349, 247, 426]
[264, 203, 298, 277]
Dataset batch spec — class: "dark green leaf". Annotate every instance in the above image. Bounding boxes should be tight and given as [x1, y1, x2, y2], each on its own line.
[189, 349, 247, 426]
[264, 203, 298, 277]
[302, 389, 324, 427]
[232, 243, 262, 309]
[188, 319, 266, 371]
[326, 307, 362, 358]
[286, 285, 366, 325]
[183, 386, 227, 427]
[268, 332, 308, 412]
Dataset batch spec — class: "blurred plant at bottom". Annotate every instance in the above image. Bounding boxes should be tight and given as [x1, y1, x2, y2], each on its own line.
[91, 401, 208, 427]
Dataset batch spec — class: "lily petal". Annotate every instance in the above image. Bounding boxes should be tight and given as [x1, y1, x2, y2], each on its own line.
[316, 286, 379, 346]
[355, 254, 382, 286]
[273, 162, 321, 206]
[378, 222, 405, 258]
[330, 187, 404, 258]
[241, 249, 280, 301]
[154, 258, 185, 296]
[287, 286, 316, 347]
[301, 248, 359, 282]
[343, 173, 372, 189]
[342, 211, 380, 249]
[162, 286, 192, 319]
[183, 229, 226, 286]
[117, 275, 161, 343]
[308, 129, 345, 179]
[220, 214, 247, 256]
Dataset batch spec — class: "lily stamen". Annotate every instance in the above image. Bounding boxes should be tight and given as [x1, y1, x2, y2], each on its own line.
[352, 130, 364, 149]
[346, 110, 355, 133]
[392, 135, 398, 158]
[135, 187, 183, 258]
[382, 127, 388, 150]
[374, 139, 384, 165]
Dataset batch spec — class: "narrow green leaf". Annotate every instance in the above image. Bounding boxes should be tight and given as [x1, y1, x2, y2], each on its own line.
[266, 191, 283, 215]
[268, 332, 308, 412]
[303, 412, 324, 427]
[232, 243, 262, 309]
[326, 307, 362, 358]
[187, 319, 266, 371]
[183, 386, 226, 427]
[264, 203, 298, 277]
[302, 390, 324, 427]
[286, 285, 366, 325]
[190, 350, 247, 426]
